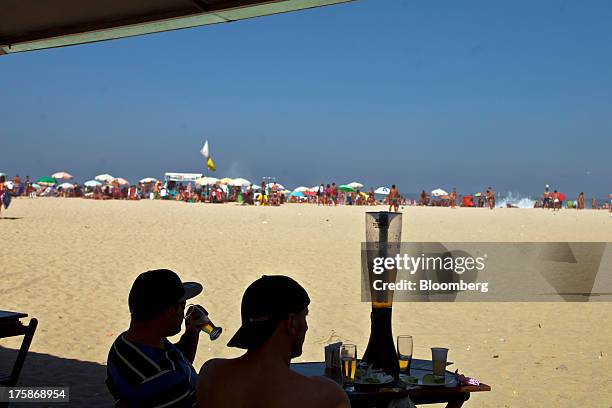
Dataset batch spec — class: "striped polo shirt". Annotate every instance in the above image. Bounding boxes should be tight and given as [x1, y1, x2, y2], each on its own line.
[106, 333, 197, 408]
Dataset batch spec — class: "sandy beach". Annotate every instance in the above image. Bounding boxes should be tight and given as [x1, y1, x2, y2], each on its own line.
[1, 198, 611, 407]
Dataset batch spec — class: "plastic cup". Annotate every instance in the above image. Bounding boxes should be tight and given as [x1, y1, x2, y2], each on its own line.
[431, 347, 449, 381]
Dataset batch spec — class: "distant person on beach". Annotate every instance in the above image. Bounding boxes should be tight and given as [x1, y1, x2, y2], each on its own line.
[450, 188, 457, 209]
[388, 184, 399, 212]
[591, 198, 597, 209]
[106, 269, 208, 408]
[486, 188, 495, 210]
[331, 183, 338, 206]
[420, 190, 427, 206]
[552, 190, 560, 211]
[317, 184, 324, 206]
[578, 192, 585, 210]
[196, 275, 349, 408]
[543, 185, 551, 209]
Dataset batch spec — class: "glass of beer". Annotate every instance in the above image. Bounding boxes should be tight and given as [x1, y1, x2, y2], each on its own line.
[397, 336, 413, 375]
[340, 344, 357, 391]
[431, 347, 448, 381]
[186, 304, 222, 340]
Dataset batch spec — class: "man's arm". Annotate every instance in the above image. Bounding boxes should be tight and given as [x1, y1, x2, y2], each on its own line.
[174, 327, 200, 363]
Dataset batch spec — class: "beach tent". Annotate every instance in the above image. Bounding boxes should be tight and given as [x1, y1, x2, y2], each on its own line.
[95, 174, 114, 182]
[431, 189, 448, 197]
[1, 1, 352, 56]
[375, 187, 390, 195]
[290, 191, 305, 197]
[164, 172, 202, 182]
[52, 172, 73, 179]
[347, 182, 364, 189]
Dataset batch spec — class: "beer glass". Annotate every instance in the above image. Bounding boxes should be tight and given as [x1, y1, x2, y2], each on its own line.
[397, 336, 413, 375]
[340, 344, 357, 392]
[186, 304, 222, 340]
[431, 347, 448, 381]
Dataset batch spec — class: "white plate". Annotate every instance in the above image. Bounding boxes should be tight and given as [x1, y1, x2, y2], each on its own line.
[417, 373, 456, 387]
[354, 377, 395, 385]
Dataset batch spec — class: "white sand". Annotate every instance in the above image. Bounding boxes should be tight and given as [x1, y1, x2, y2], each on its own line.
[1, 198, 611, 407]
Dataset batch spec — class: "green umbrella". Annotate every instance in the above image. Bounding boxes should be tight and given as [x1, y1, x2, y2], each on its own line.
[338, 185, 355, 192]
[37, 176, 57, 186]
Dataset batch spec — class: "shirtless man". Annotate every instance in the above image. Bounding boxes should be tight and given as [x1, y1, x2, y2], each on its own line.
[450, 188, 457, 209]
[388, 184, 399, 212]
[486, 187, 495, 210]
[543, 185, 551, 209]
[197, 276, 349, 408]
[577, 192, 585, 210]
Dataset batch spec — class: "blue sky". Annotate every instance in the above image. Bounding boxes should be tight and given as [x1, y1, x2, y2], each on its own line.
[1, 0, 611, 196]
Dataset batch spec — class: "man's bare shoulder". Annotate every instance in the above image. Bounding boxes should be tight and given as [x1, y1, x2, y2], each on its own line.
[198, 357, 239, 377]
[304, 376, 350, 408]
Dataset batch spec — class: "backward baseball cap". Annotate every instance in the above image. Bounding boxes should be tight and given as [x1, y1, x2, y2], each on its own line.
[227, 275, 310, 349]
[128, 269, 202, 319]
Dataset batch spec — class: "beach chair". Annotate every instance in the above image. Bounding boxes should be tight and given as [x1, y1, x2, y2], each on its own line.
[566, 200, 573, 209]
[0, 312, 38, 390]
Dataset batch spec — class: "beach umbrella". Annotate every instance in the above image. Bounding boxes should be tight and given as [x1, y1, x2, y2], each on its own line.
[36, 176, 56, 186]
[375, 187, 390, 195]
[269, 182, 285, 190]
[195, 176, 219, 186]
[290, 191, 305, 197]
[308, 186, 320, 192]
[474, 192, 482, 197]
[32, 183, 40, 189]
[139, 177, 158, 184]
[218, 177, 234, 185]
[229, 178, 251, 187]
[294, 186, 309, 192]
[84, 180, 102, 187]
[58, 182, 75, 189]
[339, 185, 355, 192]
[0, 172, 6, 178]
[347, 182, 364, 189]
[251, 185, 261, 190]
[557, 192, 566, 201]
[431, 189, 448, 197]
[52, 171, 73, 180]
[95, 174, 114, 182]
[112, 178, 129, 186]
[304, 191, 316, 196]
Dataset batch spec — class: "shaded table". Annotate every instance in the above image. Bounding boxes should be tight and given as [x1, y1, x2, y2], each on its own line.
[291, 360, 490, 408]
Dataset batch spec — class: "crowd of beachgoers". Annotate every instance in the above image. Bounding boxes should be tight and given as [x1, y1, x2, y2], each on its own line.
[1, 173, 610, 212]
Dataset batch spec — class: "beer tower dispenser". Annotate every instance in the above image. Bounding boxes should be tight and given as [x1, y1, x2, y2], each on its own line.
[362, 211, 402, 379]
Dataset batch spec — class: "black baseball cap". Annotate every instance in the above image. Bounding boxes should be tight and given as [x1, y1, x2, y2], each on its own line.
[227, 275, 310, 350]
[128, 269, 202, 319]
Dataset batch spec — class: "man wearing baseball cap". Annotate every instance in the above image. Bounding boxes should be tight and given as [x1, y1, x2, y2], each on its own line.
[106, 269, 207, 407]
[196, 275, 349, 408]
